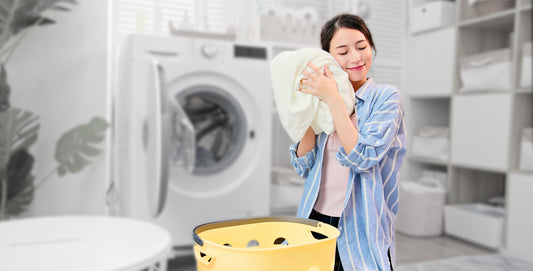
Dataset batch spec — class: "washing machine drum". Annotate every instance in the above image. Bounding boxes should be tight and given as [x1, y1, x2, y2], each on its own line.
[176, 85, 247, 176]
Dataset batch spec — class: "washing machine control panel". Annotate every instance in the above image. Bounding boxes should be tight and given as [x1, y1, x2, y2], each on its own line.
[201, 43, 218, 58]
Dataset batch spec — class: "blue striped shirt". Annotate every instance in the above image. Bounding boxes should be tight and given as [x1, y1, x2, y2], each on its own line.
[289, 78, 406, 271]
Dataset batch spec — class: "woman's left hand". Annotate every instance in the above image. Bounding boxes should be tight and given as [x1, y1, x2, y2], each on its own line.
[299, 62, 341, 106]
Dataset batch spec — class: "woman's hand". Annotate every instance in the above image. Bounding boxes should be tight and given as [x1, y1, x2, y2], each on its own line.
[299, 62, 342, 107]
[300, 61, 359, 152]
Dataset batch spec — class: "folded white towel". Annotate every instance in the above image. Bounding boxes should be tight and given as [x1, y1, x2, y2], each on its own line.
[270, 48, 355, 142]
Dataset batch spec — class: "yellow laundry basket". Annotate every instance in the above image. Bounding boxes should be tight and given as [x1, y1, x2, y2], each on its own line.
[192, 217, 340, 271]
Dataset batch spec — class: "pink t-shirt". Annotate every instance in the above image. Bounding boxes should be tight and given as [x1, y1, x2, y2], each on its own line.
[314, 113, 358, 217]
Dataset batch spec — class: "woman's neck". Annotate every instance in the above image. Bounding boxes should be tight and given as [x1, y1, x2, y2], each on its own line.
[351, 78, 368, 92]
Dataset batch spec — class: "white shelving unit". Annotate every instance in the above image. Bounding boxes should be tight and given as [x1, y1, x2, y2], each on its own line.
[404, 0, 532, 255]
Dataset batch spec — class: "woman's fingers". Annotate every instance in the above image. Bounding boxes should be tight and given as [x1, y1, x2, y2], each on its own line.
[299, 84, 312, 94]
[302, 61, 321, 80]
[299, 62, 332, 96]
[299, 78, 313, 93]
[300, 77, 315, 88]
[302, 70, 316, 82]
[324, 64, 333, 78]
[308, 61, 321, 75]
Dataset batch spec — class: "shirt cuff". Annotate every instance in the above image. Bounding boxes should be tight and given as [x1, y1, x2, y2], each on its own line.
[336, 145, 371, 173]
[290, 142, 316, 169]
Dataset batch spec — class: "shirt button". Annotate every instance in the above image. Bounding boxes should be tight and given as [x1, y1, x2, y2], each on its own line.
[339, 226, 343, 231]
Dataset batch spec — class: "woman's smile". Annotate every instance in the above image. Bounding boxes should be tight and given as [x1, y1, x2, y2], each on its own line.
[348, 65, 365, 71]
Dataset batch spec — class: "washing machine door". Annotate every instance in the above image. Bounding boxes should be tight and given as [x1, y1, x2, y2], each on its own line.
[165, 66, 262, 197]
[146, 62, 195, 218]
[177, 85, 246, 176]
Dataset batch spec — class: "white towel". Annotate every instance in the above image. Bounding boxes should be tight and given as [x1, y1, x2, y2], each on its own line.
[270, 48, 355, 143]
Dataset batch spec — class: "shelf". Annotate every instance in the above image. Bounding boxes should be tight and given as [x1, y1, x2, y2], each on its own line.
[449, 166, 506, 204]
[459, 9, 515, 30]
[409, 99, 450, 127]
[454, 90, 514, 96]
[450, 162, 508, 174]
[509, 169, 533, 175]
[410, 90, 530, 98]
[519, 4, 532, 11]
[408, 155, 449, 166]
[516, 88, 533, 93]
[410, 27, 451, 37]
[405, 0, 532, 255]
[505, 171, 533, 261]
[408, 94, 452, 99]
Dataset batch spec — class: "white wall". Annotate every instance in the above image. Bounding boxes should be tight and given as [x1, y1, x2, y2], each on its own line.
[6, 0, 111, 216]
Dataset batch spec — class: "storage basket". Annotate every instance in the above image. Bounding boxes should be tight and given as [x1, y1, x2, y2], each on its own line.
[444, 204, 505, 249]
[409, 1, 456, 34]
[471, 0, 515, 17]
[397, 177, 446, 236]
[411, 126, 449, 160]
[459, 48, 512, 92]
[193, 217, 340, 271]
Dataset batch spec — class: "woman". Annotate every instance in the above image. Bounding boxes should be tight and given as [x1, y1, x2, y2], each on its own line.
[291, 14, 406, 271]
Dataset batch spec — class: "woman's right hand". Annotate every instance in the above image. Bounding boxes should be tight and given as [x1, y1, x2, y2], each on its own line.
[296, 127, 316, 157]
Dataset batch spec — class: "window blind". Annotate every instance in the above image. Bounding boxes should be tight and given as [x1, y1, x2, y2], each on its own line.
[113, 0, 231, 44]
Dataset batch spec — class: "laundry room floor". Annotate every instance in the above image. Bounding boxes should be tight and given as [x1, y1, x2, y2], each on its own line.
[166, 232, 494, 270]
[168, 255, 196, 271]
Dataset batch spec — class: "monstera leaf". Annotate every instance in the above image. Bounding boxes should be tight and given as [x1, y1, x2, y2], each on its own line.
[0, 0, 77, 60]
[0, 107, 39, 216]
[0, 108, 40, 171]
[0, 64, 10, 112]
[55, 116, 109, 176]
[4, 148, 34, 215]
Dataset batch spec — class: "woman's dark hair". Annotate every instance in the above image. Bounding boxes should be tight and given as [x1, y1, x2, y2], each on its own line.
[320, 13, 376, 54]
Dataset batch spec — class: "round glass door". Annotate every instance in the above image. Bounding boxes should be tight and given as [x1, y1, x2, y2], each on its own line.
[176, 85, 246, 175]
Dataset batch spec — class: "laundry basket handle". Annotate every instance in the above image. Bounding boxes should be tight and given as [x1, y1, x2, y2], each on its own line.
[192, 216, 320, 246]
[194, 245, 214, 266]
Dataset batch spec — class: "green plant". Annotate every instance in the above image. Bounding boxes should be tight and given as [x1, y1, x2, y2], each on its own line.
[0, 0, 109, 219]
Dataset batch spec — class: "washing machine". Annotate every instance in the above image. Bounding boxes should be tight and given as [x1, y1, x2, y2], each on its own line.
[114, 34, 272, 251]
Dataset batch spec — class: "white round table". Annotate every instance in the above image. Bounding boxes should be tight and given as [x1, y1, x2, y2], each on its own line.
[0, 216, 172, 271]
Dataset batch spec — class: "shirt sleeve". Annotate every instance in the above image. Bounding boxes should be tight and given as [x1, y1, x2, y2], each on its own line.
[289, 141, 317, 178]
[336, 89, 403, 173]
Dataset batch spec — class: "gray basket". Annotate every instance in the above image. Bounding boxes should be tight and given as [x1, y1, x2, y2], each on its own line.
[472, 0, 515, 17]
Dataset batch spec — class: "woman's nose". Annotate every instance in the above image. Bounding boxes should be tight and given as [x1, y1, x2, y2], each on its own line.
[350, 49, 362, 62]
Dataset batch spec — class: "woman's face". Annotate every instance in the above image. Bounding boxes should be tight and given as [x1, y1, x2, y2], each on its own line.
[329, 27, 373, 90]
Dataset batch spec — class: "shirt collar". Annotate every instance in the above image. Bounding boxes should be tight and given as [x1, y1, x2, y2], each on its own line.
[354, 77, 375, 102]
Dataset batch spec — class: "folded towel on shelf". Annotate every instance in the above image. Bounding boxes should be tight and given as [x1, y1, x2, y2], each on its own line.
[270, 48, 355, 143]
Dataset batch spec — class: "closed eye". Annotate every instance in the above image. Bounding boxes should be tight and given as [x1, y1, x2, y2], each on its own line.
[358, 46, 367, 50]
